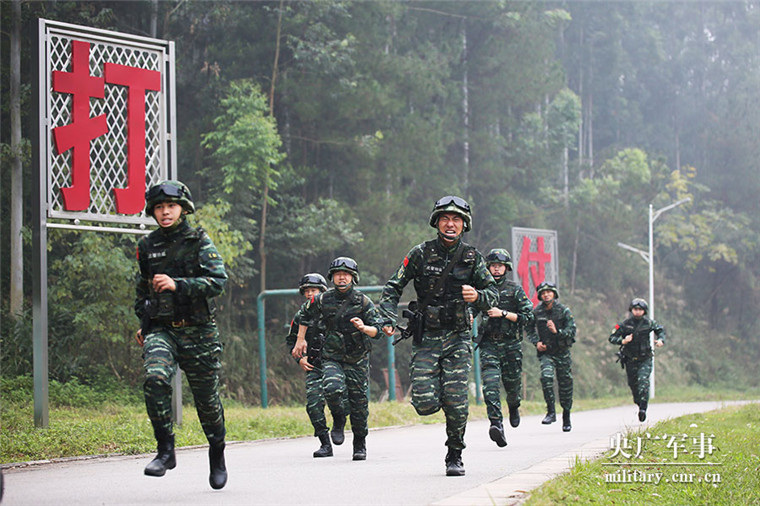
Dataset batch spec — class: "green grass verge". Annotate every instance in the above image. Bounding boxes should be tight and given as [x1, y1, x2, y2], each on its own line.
[524, 402, 760, 505]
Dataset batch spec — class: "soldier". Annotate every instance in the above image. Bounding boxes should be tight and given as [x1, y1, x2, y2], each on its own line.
[472, 249, 534, 448]
[526, 281, 576, 433]
[292, 257, 384, 461]
[134, 181, 229, 489]
[379, 196, 498, 476]
[286, 273, 349, 458]
[609, 298, 666, 422]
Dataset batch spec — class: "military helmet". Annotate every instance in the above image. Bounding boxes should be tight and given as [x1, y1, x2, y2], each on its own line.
[486, 248, 513, 271]
[536, 281, 559, 299]
[299, 273, 328, 295]
[327, 256, 360, 283]
[145, 180, 195, 215]
[629, 298, 648, 313]
[429, 195, 472, 232]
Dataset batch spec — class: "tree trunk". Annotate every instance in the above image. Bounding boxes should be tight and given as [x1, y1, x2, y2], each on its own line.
[10, 0, 24, 317]
[461, 21, 470, 194]
[261, 0, 285, 293]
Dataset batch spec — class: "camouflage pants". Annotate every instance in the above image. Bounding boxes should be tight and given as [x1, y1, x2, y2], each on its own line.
[322, 356, 370, 438]
[538, 351, 573, 411]
[143, 322, 225, 443]
[411, 329, 472, 450]
[625, 356, 653, 406]
[479, 338, 522, 423]
[304, 368, 351, 437]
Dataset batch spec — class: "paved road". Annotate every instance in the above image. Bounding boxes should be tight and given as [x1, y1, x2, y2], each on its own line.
[3, 401, 752, 506]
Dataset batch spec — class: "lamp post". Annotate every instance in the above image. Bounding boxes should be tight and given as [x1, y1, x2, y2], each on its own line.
[617, 197, 690, 398]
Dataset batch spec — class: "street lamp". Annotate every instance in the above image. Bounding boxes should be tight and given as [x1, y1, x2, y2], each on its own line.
[617, 197, 690, 398]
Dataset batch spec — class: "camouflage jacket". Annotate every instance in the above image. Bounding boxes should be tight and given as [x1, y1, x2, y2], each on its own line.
[472, 277, 534, 342]
[135, 219, 227, 325]
[526, 301, 576, 355]
[609, 316, 666, 358]
[299, 286, 383, 364]
[379, 237, 497, 330]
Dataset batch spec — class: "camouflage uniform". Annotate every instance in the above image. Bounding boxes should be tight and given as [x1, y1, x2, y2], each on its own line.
[135, 219, 228, 445]
[609, 315, 666, 409]
[286, 310, 350, 438]
[526, 298, 576, 413]
[298, 286, 383, 443]
[473, 277, 534, 424]
[379, 237, 497, 451]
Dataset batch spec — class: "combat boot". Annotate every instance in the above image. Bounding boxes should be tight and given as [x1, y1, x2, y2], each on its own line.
[488, 420, 508, 448]
[508, 404, 521, 427]
[331, 413, 346, 446]
[313, 433, 333, 458]
[541, 405, 556, 425]
[208, 441, 227, 490]
[638, 401, 647, 422]
[445, 449, 465, 476]
[144, 433, 176, 477]
[562, 410, 572, 432]
[352, 436, 366, 461]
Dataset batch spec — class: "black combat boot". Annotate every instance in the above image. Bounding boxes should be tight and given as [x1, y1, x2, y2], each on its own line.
[144, 433, 176, 477]
[331, 413, 346, 446]
[352, 436, 366, 461]
[508, 404, 521, 428]
[638, 401, 647, 422]
[562, 410, 572, 432]
[208, 441, 227, 490]
[445, 448, 465, 476]
[541, 404, 556, 425]
[488, 420, 508, 448]
[313, 433, 333, 458]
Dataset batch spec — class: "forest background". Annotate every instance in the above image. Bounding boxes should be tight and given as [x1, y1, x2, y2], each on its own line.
[2, 1, 759, 408]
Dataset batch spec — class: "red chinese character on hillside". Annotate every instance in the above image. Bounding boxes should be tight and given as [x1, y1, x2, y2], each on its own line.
[517, 236, 552, 305]
[52, 40, 108, 211]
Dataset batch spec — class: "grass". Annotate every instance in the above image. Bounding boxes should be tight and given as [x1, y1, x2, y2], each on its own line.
[524, 402, 760, 505]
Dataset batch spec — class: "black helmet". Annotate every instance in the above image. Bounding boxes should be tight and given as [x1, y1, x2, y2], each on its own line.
[299, 273, 327, 295]
[145, 180, 195, 215]
[486, 248, 513, 271]
[629, 298, 648, 313]
[429, 195, 472, 232]
[536, 281, 559, 299]
[327, 257, 360, 283]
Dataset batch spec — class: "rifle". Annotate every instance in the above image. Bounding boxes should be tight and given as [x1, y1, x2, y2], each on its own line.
[393, 302, 424, 346]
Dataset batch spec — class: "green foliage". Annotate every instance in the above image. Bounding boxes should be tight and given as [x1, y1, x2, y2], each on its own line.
[193, 200, 253, 275]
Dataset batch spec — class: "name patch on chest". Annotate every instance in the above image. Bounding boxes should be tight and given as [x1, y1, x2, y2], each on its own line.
[424, 264, 444, 275]
[147, 251, 167, 260]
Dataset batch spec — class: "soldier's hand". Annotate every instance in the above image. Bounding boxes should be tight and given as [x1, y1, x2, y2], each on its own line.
[350, 317, 366, 333]
[299, 357, 313, 372]
[622, 334, 633, 344]
[486, 307, 502, 318]
[293, 339, 308, 359]
[537, 342, 547, 352]
[152, 274, 176, 293]
[462, 285, 478, 303]
[546, 320, 557, 333]
[382, 325, 395, 337]
[655, 339, 664, 348]
[134, 329, 144, 347]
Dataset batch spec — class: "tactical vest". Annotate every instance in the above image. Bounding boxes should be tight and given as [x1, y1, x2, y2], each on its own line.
[415, 239, 477, 331]
[621, 317, 653, 359]
[482, 278, 522, 341]
[142, 225, 215, 325]
[316, 288, 373, 363]
[534, 302, 571, 354]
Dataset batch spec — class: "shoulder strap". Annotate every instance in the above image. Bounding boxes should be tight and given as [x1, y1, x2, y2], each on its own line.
[417, 241, 465, 314]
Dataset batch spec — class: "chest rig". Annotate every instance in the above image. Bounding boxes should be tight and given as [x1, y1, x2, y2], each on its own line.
[415, 239, 477, 331]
